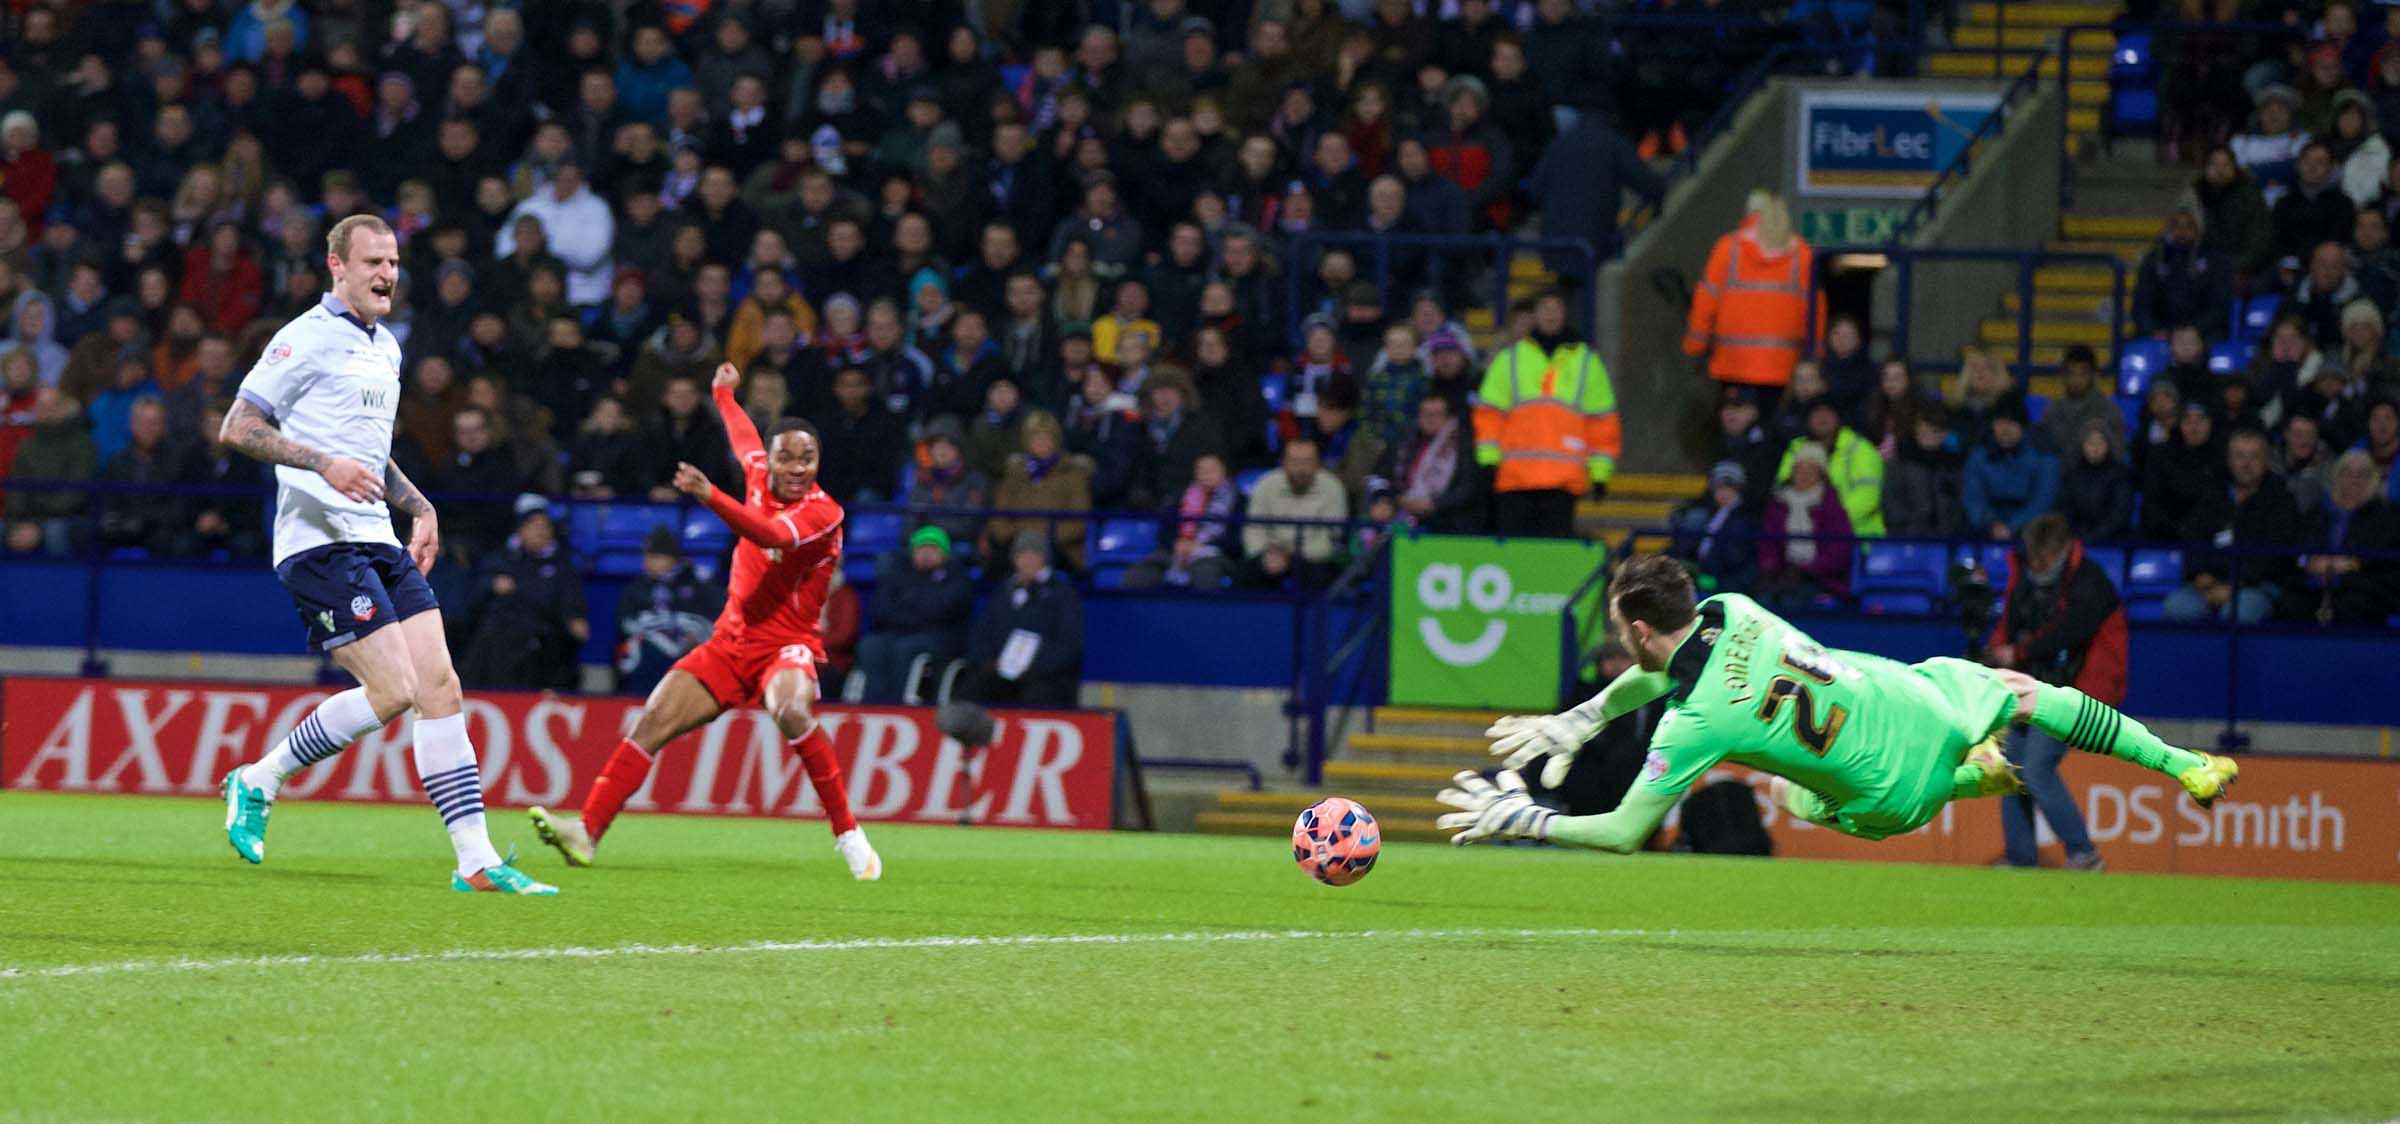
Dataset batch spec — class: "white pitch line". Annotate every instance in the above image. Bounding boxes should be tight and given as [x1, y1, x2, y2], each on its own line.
[0, 926, 1657, 984]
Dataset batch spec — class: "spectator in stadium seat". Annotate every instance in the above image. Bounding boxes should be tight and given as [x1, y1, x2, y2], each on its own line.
[1128, 371, 1223, 513]
[1779, 398, 1885, 537]
[1857, 359, 1933, 455]
[1948, 346, 2021, 452]
[626, 316, 722, 423]
[60, 299, 143, 408]
[2272, 143, 2357, 265]
[1242, 434, 1348, 591]
[2232, 85, 2309, 207]
[0, 290, 67, 389]
[177, 400, 266, 558]
[1425, 76, 1516, 232]
[957, 532, 1084, 710]
[1671, 461, 1760, 594]
[2287, 241, 2368, 348]
[1685, 192, 1816, 411]
[460, 496, 588, 691]
[1048, 172, 1141, 273]
[1123, 452, 1241, 590]
[438, 405, 526, 560]
[817, 366, 907, 505]
[1987, 514, 2122, 872]
[2274, 411, 2339, 514]
[2286, 449, 2400, 622]
[985, 409, 1092, 572]
[1756, 443, 1853, 610]
[3, 389, 93, 556]
[964, 374, 1028, 483]
[2059, 419, 2136, 543]
[2329, 90, 2392, 206]
[909, 416, 991, 547]
[1714, 386, 1779, 510]
[2191, 154, 2272, 283]
[858, 525, 976, 702]
[2357, 397, 2400, 479]
[1379, 394, 1482, 535]
[2043, 345, 2128, 463]
[95, 398, 184, 555]
[1964, 397, 2060, 543]
[1310, 378, 1384, 509]
[2166, 428, 2304, 624]
[2347, 209, 2400, 304]
[614, 526, 725, 698]
[2132, 201, 2231, 339]
[0, 112, 57, 236]
[87, 357, 160, 467]
[1884, 402, 1967, 539]
[566, 397, 648, 501]
[2150, 398, 2217, 540]
[177, 221, 265, 337]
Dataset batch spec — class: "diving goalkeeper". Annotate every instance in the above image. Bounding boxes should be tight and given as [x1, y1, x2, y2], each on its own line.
[1437, 555, 2239, 850]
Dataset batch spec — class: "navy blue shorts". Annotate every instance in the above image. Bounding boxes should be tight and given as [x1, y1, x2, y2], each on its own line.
[275, 542, 440, 651]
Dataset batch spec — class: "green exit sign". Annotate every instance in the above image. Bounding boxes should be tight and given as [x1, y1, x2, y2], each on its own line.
[1801, 207, 1904, 244]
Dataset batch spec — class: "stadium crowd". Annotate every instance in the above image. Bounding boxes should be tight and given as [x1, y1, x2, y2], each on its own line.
[0, 0, 2390, 697]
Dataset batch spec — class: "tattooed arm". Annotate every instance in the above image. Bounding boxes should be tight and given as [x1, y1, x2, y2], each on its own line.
[220, 399, 383, 503]
[386, 459, 441, 574]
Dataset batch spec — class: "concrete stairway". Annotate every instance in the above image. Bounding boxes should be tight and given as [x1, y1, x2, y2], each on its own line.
[1191, 706, 1505, 845]
[1974, 149, 2193, 382]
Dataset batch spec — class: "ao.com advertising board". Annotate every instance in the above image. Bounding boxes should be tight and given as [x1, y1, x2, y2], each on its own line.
[0, 678, 1116, 830]
[1388, 535, 1606, 711]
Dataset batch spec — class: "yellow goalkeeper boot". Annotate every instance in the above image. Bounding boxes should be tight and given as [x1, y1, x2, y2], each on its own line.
[1961, 739, 2026, 799]
[2176, 753, 2240, 808]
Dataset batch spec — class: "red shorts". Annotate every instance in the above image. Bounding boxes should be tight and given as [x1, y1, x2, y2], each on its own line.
[672, 635, 823, 710]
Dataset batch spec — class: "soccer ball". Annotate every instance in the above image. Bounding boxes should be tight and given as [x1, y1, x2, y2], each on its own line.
[1292, 797, 1380, 886]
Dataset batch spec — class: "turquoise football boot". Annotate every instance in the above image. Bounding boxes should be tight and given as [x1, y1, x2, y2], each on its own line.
[221, 769, 270, 864]
[451, 848, 559, 895]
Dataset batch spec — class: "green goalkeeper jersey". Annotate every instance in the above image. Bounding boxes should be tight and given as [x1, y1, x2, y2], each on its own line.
[1632, 594, 2018, 838]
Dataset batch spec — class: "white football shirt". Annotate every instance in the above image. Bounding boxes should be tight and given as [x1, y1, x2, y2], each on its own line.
[235, 294, 406, 565]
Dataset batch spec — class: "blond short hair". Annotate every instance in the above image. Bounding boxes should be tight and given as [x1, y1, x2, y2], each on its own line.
[326, 213, 394, 263]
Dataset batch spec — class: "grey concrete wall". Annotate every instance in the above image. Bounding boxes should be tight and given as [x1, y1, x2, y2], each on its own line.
[1875, 82, 2067, 373]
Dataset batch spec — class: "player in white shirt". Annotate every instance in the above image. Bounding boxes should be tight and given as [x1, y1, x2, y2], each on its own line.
[217, 214, 555, 894]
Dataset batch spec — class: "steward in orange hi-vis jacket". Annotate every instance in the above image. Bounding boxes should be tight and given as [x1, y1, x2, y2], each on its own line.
[1684, 192, 1822, 391]
[1474, 291, 1619, 538]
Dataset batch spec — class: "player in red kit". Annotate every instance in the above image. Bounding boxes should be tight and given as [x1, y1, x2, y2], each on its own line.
[529, 363, 881, 880]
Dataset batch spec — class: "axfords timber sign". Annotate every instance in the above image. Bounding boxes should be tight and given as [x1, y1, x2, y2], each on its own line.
[0, 678, 1116, 830]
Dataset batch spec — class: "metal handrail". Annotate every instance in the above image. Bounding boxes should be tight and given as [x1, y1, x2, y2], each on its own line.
[2052, 20, 2311, 210]
[1891, 45, 2054, 242]
[1807, 244, 2127, 377]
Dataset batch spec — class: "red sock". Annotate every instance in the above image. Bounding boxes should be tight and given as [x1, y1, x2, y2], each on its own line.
[792, 728, 859, 836]
[581, 740, 656, 843]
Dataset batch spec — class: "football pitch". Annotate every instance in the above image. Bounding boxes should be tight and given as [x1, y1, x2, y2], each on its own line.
[3, 793, 2397, 1123]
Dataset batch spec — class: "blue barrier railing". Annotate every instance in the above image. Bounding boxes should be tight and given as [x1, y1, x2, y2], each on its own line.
[1278, 231, 1598, 351]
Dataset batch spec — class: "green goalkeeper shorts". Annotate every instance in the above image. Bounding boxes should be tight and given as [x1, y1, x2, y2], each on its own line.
[1827, 657, 2021, 841]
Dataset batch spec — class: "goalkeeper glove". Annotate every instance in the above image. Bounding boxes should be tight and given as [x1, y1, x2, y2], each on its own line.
[1484, 713, 1592, 788]
[1434, 770, 1558, 846]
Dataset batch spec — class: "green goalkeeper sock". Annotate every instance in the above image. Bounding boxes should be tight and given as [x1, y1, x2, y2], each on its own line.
[2029, 684, 2204, 777]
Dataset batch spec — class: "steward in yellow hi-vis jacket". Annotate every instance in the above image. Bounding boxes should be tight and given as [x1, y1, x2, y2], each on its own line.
[1473, 290, 1619, 538]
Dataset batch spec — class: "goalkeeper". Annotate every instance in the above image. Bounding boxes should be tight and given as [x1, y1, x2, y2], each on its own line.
[1438, 555, 2240, 850]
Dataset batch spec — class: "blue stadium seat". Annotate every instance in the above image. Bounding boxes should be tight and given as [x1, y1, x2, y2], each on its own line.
[2207, 341, 2246, 376]
[2241, 294, 2281, 342]
[2109, 89, 2159, 134]
[2110, 31, 2154, 80]
[1856, 542, 1949, 597]
[593, 550, 647, 577]
[1258, 372, 1289, 415]
[2126, 548, 2184, 596]
[1091, 566, 1135, 590]
[680, 511, 733, 555]
[1860, 592, 1936, 615]
[2124, 596, 2169, 623]
[1237, 468, 1271, 496]
[1090, 517, 1159, 565]
[2086, 545, 2127, 591]
[842, 556, 878, 586]
[2025, 393, 2049, 425]
[567, 504, 605, 557]
[847, 511, 905, 557]
[2118, 338, 2168, 397]
[597, 504, 679, 551]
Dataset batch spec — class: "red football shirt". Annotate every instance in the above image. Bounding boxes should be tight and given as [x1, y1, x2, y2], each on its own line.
[699, 386, 845, 655]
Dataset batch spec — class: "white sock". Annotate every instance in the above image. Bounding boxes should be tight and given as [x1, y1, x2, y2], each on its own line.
[414, 713, 503, 876]
[240, 688, 384, 799]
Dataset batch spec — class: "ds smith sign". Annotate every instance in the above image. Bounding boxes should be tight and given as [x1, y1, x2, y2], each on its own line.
[1797, 89, 2000, 198]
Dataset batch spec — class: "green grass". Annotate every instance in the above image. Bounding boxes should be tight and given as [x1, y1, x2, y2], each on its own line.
[3, 793, 2398, 1123]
